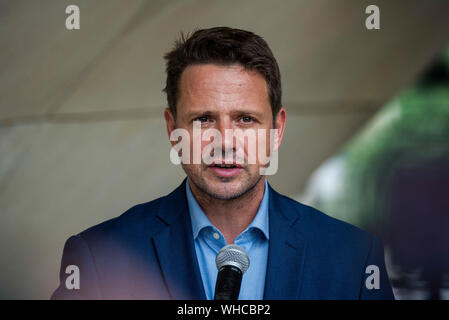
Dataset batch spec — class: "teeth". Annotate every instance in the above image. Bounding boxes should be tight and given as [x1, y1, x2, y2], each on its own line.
[215, 164, 236, 168]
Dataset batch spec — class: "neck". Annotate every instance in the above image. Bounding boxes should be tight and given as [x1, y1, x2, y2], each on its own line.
[189, 178, 266, 244]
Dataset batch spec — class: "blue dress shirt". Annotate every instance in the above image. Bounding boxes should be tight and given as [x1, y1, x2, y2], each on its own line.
[186, 178, 269, 300]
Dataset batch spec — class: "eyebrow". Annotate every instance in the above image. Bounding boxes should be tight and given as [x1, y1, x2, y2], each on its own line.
[230, 110, 264, 117]
[185, 110, 214, 120]
[185, 109, 264, 119]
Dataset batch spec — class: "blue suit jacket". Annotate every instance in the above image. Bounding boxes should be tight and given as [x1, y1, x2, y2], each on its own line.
[52, 179, 394, 299]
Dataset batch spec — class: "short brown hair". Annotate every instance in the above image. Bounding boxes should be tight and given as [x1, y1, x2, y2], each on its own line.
[163, 27, 282, 121]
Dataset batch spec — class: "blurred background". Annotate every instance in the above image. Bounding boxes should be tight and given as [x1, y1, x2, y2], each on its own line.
[1, 0, 448, 299]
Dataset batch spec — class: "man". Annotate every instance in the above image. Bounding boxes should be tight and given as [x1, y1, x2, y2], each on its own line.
[52, 27, 394, 299]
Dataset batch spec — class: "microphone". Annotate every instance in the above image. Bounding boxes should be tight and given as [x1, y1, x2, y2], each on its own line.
[214, 244, 250, 300]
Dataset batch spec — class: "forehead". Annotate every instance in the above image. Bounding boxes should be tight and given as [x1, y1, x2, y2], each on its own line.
[177, 63, 270, 112]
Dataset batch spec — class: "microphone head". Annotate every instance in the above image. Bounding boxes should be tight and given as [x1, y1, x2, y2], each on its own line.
[215, 244, 250, 274]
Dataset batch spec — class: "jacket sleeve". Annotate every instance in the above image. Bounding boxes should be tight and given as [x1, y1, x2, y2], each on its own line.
[359, 235, 395, 300]
[51, 235, 102, 300]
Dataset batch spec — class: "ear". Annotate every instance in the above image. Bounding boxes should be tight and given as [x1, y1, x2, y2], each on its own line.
[273, 107, 287, 150]
[164, 108, 177, 147]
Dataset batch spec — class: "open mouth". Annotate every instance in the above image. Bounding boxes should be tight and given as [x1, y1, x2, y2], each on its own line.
[208, 163, 243, 177]
[211, 164, 240, 169]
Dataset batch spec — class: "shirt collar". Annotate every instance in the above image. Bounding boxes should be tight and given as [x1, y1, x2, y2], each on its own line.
[186, 178, 270, 241]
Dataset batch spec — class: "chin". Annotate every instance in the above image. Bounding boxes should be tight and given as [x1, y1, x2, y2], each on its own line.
[204, 176, 262, 201]
[204, 182, 244, 200]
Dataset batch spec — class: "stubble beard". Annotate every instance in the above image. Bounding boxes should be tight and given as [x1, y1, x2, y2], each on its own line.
[183, 164, 263, 201]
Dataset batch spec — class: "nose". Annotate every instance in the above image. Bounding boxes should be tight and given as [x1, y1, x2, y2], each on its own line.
[217, 117, 235, 158]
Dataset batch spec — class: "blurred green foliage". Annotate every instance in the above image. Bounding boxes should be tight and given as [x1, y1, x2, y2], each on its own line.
[316, 45, 449, 231]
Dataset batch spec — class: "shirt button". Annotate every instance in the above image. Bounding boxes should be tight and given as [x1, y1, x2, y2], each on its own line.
[213, 232, 220, 240]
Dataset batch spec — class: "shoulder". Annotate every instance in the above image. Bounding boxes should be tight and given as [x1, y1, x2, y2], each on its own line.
[270, 190, 394, 299]
[53, 194, 173, 299]
[76, 196, 166, 246]
[66, 180, 188, 252]
[271, 188, 375, 251]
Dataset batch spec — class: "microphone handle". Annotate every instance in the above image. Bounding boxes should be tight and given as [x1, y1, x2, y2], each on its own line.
[214, 265, 243, 300]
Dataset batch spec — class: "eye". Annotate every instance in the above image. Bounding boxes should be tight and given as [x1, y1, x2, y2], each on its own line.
[194, 116, 210, 123]
[240, 116, 254, 124]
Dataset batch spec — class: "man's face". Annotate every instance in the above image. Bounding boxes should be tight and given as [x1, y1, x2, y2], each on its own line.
[165, 63, 286, 200]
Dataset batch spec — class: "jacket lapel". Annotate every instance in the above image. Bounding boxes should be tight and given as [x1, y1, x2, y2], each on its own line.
[151, 179, 206, 299]
[263, 185, 307, 299]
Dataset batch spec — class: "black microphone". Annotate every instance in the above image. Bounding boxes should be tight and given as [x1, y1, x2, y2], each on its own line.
[214, 244, 250, 300]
